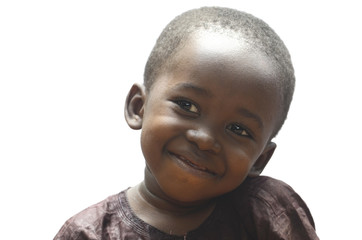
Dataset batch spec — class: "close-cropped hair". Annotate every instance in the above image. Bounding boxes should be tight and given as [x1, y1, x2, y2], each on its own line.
[144, 6, 295, 137]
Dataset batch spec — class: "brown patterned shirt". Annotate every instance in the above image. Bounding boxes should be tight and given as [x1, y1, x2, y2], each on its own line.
[54, 176, 319, 240]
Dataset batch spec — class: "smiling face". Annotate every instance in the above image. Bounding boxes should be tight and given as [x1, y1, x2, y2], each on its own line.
[127, 31, 282, 204]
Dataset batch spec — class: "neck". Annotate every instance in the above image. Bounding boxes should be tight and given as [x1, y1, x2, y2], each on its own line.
[126, 180, 216, 235]
[139, 181, 215, 214]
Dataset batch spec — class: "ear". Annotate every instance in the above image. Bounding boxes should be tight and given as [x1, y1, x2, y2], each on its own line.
[124, 83, 146, 130]
[248, 142, 276, 177]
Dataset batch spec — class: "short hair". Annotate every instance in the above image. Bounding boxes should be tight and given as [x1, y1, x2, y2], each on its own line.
[144, 6, 295, 137]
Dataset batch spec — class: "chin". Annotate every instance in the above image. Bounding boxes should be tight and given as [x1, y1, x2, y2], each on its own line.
[159, 183, 221, 206]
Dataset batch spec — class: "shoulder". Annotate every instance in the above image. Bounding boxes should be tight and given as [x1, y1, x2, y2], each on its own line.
[242, 176, 306, 210]
[229, 176, 319, 240]
[54, 193, 122, 240]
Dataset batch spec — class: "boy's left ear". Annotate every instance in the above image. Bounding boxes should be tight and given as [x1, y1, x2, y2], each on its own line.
[248, 142, 277, 177]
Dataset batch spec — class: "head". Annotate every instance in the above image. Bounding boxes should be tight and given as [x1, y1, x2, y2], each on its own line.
[125, 7, 295, 204]
[144, 7, 295, 137]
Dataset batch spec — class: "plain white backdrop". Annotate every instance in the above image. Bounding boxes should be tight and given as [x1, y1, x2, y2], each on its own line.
[1, 1, 361, 239]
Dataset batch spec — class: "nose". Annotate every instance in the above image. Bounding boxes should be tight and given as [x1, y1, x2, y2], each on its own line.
[186, 128, 221, 153]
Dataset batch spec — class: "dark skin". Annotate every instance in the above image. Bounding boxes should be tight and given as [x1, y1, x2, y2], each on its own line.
[125, 31, 281, 236]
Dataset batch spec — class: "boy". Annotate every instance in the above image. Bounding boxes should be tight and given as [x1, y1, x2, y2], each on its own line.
[55, 7, 318, 240]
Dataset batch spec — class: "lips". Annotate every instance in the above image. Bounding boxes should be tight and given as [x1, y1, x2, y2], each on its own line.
[169, 152, 216, 176]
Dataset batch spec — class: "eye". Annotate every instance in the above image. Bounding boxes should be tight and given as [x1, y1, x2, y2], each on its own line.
[226, 123, 251, 137]
[174, 99, 199, 113]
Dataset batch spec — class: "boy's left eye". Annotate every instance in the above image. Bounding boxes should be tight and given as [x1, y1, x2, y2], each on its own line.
[226, 123, 251, 137]
[174, 99, 199, 113]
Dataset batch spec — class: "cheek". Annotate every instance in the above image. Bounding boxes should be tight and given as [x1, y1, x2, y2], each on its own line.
[224, 146, 260, 179]
[141, 115, 179, 143]
[140, 109, 183, 163]
[228, 158, 252, 179]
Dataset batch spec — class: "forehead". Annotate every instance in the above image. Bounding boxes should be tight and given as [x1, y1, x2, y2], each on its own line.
[169, 31, 280, 93]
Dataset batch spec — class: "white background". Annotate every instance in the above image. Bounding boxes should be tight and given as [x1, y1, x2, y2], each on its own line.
[1, 1, 361, 239]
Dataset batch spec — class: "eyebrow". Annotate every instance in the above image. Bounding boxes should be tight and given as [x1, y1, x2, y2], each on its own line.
[237, 107, 264, 129]
[173, 82, 213, 97]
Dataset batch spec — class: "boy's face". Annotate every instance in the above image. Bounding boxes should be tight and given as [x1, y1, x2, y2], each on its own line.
[135, 32, 281, 204]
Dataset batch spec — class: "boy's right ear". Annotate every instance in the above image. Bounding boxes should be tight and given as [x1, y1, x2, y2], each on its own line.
[124, 83, 146, 130]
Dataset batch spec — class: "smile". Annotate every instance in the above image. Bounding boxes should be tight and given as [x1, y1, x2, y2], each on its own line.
[169, 152, 216, 176]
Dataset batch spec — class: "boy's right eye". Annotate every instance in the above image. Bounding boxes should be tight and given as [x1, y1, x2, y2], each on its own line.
[174, 99, 199, 114]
